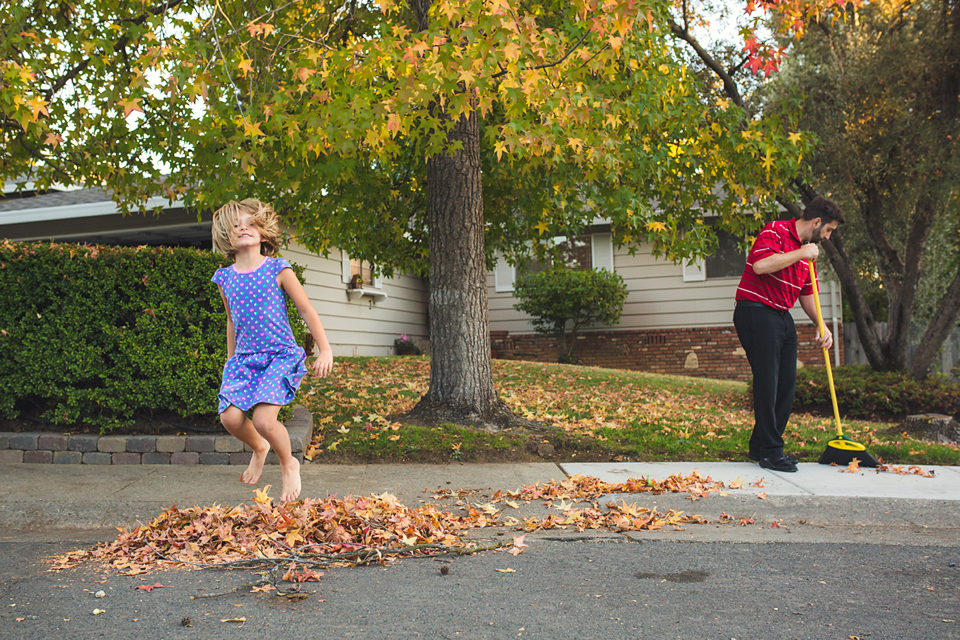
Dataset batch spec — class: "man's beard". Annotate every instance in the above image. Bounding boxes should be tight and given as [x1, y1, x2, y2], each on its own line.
[810, 223, 826, 244]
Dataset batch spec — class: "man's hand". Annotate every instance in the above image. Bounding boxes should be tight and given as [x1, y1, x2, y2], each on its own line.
[311, 349, 334, 378]
[799, 243, 819, 261]
[816, 325, 833, 351]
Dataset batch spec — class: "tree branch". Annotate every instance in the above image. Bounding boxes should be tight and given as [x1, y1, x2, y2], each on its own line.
[666, 17, 744, 107]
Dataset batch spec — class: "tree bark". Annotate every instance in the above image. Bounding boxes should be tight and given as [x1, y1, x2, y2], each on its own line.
[407, 106, 515, 429]
[405, 0, 526, 430]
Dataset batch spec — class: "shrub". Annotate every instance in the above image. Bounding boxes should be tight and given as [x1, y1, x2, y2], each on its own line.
[513, 267, 628, 363]
[0, 241, 306, 432]
[790, 365, 960, 419]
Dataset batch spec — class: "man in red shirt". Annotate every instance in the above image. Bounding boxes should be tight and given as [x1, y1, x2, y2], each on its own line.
[734, 197, 844, 472]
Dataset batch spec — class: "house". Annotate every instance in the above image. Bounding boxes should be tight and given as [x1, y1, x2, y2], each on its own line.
[0, 184, 429, 358]
[1, 185, 842, 380]
[488, 223, 844, 381]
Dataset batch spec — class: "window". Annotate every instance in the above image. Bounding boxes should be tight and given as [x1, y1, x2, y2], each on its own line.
[682, 222, 746, 282]
[494, 231, 614, 292]
[341, 250, 382, 288]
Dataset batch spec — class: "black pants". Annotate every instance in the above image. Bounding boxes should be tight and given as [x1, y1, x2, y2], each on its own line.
[733, 303, 798, 458]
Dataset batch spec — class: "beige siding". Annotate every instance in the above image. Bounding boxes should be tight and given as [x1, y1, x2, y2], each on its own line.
[489, 242, 840, 333]
[282, 239, 429, 357]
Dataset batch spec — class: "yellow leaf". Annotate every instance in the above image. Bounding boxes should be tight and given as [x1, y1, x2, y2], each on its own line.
[253, 485, 272, 504]
[244, 121, 266, 137]
[27, 96, 50, 120]
[238, 59, 254, 77]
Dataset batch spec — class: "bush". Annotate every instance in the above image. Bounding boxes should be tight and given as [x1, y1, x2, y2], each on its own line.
[0, 241, 307, 432]
[513, 267, 627, 363]
[791, 365, 960, 419]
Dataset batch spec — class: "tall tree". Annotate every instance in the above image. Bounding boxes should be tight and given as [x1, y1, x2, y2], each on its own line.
[667, 0, 959, 379]
[2, 0, 817, 427]
[775, 0, 960, 378]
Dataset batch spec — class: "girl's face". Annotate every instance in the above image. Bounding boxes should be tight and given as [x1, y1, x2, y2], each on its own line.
[231, 211, 262, 251]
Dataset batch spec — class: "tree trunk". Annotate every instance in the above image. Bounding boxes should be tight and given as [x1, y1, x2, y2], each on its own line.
[407, 106, 516, 429]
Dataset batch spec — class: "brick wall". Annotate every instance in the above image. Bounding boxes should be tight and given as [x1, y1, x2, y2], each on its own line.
[491, 324, 845, 381]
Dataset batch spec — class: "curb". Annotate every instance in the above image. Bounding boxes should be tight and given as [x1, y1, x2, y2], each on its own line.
[0, 406, 312, 466]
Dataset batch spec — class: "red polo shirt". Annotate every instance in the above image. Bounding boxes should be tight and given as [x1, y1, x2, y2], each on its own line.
[736, 219, 814, 310]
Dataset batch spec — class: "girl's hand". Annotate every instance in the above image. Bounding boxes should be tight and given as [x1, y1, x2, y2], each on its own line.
[311, 349, 334, 378]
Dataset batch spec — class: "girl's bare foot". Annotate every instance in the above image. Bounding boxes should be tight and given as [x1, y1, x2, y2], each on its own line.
[241, 444, 270, 485]
[279, 458, 301, 502]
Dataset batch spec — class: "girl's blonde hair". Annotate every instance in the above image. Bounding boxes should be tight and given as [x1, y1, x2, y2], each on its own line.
[211, 199, 283, 260]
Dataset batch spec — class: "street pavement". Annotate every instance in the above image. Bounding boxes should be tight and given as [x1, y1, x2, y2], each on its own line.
[2, 461, 959, 639]
[1, 460, 959, 544]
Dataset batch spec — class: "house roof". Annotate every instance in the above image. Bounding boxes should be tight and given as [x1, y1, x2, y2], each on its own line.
[0, 186, 209, 247]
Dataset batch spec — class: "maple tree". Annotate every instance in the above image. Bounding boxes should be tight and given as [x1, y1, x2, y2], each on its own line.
[3, 0, 841, 428]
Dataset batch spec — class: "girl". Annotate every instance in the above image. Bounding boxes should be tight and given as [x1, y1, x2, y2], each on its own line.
[211, 199, 333, 503]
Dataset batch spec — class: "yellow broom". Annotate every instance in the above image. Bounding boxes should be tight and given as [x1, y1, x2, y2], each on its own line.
[808, 260, 878, 467]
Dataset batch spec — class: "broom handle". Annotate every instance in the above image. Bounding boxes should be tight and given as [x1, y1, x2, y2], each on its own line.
[808, 260, 844, 438]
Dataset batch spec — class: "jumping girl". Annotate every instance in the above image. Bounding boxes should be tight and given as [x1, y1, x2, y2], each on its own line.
[211, 199, 333, 502]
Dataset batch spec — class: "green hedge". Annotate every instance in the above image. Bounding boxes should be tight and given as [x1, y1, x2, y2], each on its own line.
[0, 241, 306, 432]
[791, 365, 960, 419]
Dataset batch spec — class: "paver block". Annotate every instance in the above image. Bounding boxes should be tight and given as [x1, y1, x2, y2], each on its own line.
[54, 451, 83, 464]
[0, 450, 24, 463]
[24, 450, 53, 463]
[185, 436, 215, 453]
[215, 437, 244, 453]
[171, 452, 200, 465]
[98, 436, 128, 453]
[10, 433, 40, 450]
[0, 433, 11, 449]
[156, 436, 186, 453]
[265, 452, 280, 465]
[83, 452, 113, 465]
[68, 435, 99, 452]
[38, 434, 69, 451]
[142, 452, 171, 465]
[199, 452, 229, 465]
[112, 452, 141, 465]
[126, 436, 157, 453]
[229, 452, 252, 465]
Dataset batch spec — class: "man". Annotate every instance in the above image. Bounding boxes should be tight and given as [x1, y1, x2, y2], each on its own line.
[734, 197, 843, 472]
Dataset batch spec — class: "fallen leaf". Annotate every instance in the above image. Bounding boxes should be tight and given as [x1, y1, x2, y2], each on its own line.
[92, 609, 105, 615]
[135, 583, 164, 592]
[757, 492, 767, 500]
[845, 458, 861, 473]
[770, 521, 780, 528]
[495, 568, 516, 573]
[221, 617, 246, 625]
[250, 585, 276, 593]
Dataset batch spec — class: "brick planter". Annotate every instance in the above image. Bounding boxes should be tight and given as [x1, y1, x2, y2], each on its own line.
[0, 406, 312, 466]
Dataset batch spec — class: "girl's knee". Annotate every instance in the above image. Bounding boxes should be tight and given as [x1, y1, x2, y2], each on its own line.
[220, 408, 245, 431]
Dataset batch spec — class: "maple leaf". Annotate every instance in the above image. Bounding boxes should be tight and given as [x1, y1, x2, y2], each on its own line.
[44, 133, 64, 149]
[251, 584, 276, 593]
[237, 59, 254, 77]
[757, 492, 768, 500]
[135, 583, 164, 591]
[253, 485, 273, 504]
[27, 96, 50, 120]
[115, 97, 143, 119]
[243, 121, 266, 137]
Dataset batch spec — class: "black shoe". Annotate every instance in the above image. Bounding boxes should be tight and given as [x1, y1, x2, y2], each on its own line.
[748, 452, 798, 464]
[757, 454, 798, 473]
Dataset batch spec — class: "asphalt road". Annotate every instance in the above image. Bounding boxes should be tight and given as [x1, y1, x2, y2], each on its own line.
[3, 528, 958, 640]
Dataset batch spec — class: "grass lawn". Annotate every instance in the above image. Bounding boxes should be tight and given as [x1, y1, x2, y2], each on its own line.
[297, 357, 960, 466]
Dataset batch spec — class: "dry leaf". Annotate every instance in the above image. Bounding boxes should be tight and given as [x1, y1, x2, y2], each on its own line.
[495, 568, 516, 573]
[757, 492, 768, 500]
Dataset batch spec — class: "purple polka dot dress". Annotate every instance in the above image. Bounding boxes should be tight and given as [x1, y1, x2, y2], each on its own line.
[212, 256, 308, 414]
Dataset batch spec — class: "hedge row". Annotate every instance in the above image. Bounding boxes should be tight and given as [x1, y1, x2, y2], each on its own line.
[0, 241, 306, 432]
[791, 365, 960, 419]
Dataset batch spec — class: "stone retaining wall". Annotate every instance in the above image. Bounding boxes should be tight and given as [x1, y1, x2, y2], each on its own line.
[0, 406, 311, 465]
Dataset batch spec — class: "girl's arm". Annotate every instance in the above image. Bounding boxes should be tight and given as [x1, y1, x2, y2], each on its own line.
[278, 268, 334, 378]
[218, 287, 236, 359]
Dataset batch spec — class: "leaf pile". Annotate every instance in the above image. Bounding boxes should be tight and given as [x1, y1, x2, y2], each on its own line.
[54, 490, 489, 577]
[54, 472, 743, 577]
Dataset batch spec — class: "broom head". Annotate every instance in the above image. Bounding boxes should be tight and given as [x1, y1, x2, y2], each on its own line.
[818, 435, 879, 467]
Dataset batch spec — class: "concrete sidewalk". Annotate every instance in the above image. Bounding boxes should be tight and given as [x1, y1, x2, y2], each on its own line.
[1, 461, 958, 544]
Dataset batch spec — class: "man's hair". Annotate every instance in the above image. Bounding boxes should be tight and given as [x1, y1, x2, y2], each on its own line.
[801, 196, 845, 225]
[211, 199, 283, 260]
